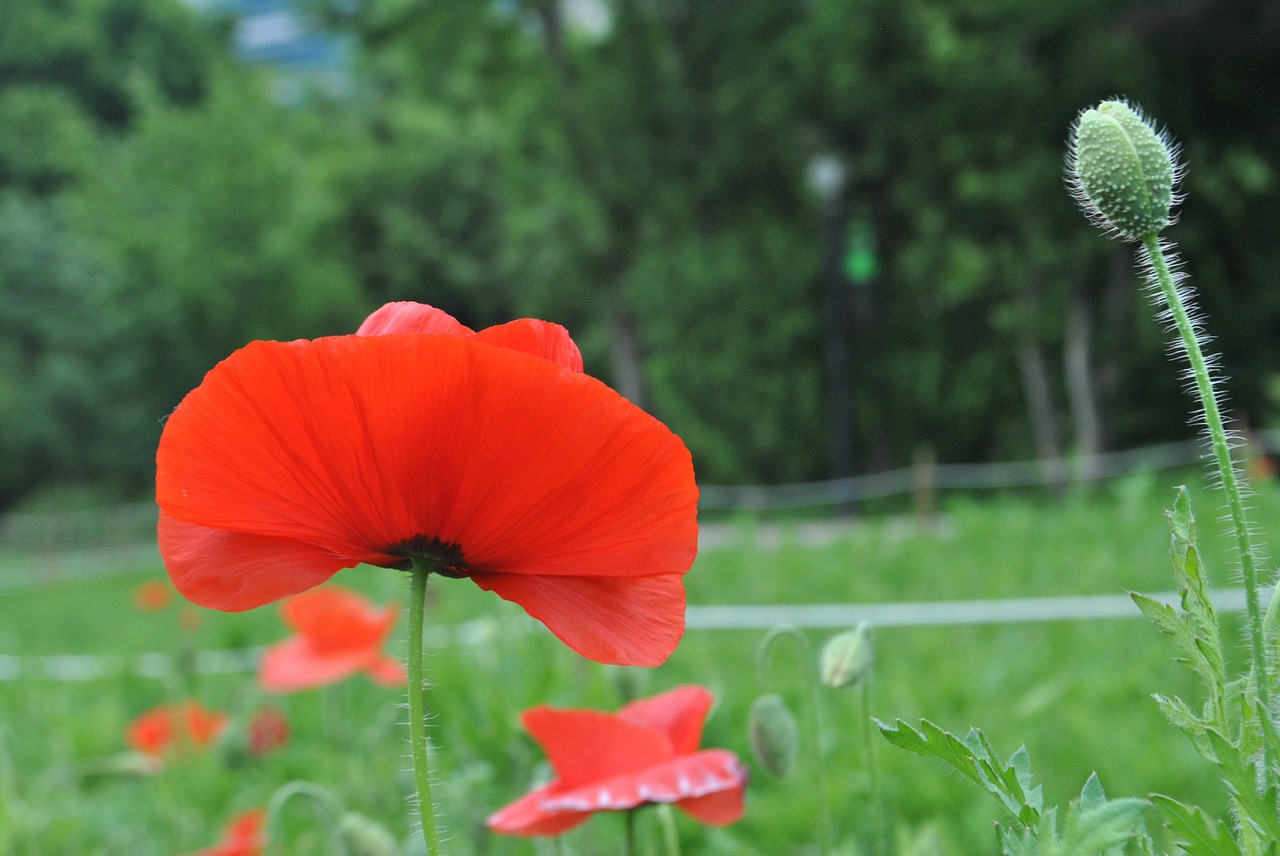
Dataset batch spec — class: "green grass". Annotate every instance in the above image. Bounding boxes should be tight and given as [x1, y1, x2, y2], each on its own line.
[2, 469, 1276, 854]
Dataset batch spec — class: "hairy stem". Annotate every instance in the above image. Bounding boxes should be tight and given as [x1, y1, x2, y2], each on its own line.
[409, 559, 444, 856]
[1142, 234, 1275, 771]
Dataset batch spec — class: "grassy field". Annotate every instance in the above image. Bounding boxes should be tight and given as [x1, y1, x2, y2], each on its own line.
[2, 469, 1276, 854]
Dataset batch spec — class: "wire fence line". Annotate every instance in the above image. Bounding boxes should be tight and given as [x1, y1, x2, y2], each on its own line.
[5, 431, 1275, 558]
[0, 586, 1263, 683]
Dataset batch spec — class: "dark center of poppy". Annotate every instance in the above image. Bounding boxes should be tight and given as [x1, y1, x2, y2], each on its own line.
[386, 535, 470, 578]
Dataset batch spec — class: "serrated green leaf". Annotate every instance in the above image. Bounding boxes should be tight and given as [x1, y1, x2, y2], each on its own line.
[878, 718, 1039, 826]
[1203, 728, 1280, 842]
[1059, 797, 1152, 855]
[1079, 772, 1107, 812]
[1150, 794, 1243, 856]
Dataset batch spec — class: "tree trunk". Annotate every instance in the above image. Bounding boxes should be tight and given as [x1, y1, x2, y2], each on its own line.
[606, 297, 646, 407]
[1064, 290, 1104, 482]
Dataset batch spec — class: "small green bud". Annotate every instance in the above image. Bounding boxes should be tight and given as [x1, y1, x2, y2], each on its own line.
[748, 693, 799, 778]
[336, 812, 399, 856]
[819, 624, 873, 689]
[1067, 99, 1179, 241]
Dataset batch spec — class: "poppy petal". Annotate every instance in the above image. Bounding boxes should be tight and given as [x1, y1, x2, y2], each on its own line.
[279, 587, 399, 653]
[158, 514, 368, 612]
[355, 302, 473, 337]
[471, 319, 584, 373]
[618, 686, 713, 755]
[522, 707, 672, 788]
[157, 334, 698, 626]
[540, 749, 747, 816]
[366, 654, 408, 687]
[485, 785, 593, 837]
[258, 638, 381, 693]
[676, 782, 748, 826]
[471, 572, 685, 667]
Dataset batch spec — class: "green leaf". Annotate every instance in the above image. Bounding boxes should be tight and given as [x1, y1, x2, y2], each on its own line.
[1150, 794, 1243, 856]
[1058, 797, 1152, 855]
[877, 718, 1041, 826]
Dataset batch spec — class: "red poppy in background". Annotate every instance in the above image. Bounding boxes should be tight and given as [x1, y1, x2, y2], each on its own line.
[259, 586, 405, 692]
[134, 580, 173, 612]
[487, 685, 748, 836]
[156, 302, 698, 666]
[181, 808, 265, 856]
[247, 706, 291, 756]
[127, 701, 227, 759]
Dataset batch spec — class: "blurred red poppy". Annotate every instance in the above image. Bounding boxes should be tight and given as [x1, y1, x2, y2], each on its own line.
[127, 701, 227, 759]
[156, 302, 698, 666]
[181, 808, 265, 856]
[487, 686, 748, 836]
[134, 580, 172, 612]
[259, 586, 405, 692]
[247, 706, 291, 756]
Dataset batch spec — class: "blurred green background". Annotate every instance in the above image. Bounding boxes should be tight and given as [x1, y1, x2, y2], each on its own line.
[3, 0, 1279, 512]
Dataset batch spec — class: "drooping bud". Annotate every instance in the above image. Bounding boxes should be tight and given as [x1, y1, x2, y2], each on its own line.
[819, 624, 873, 689]
[748, 693, 799, 778]
[1067, 99, 1179, 241]
[336, 812, 400, 856]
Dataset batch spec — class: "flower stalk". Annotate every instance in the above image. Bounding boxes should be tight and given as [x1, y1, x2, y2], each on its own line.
[409, 559, 444, 856]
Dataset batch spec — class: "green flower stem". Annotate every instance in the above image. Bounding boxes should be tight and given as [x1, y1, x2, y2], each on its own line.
[409, 559, 444, 856]
[264, 780, 344, 855]
[860, 680, 886, 855]
[625, 808, 637, 856]
[1142, 234, 1276, 766]
[656, 804, 682, 856]
[757, 625, 834, 855]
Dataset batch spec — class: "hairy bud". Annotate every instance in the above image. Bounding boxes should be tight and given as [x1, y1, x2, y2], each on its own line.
[820, 624, 873, 689]
[748, 693, 799, 778]
[1067, 99, 1179, 241]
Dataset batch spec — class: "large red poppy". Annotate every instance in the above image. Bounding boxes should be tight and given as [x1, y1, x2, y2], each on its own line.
[487, 685, 748, 836]
[259, 586, 405, 692]
[156, 302, 699, 667]
[181, 808, 265, 856]
[127, 701, 228, 759]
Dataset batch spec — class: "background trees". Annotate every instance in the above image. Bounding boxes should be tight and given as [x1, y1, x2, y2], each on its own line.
[1, 0, 1278, 509]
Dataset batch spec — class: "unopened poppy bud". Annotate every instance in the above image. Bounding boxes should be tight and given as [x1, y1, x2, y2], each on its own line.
[748, 693, 799, 778]
[820, 624, 873, 689]
[1067, 99, 1179, 241]
[337, 812, 399, 856]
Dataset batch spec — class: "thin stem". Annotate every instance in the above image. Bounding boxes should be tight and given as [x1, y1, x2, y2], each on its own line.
[655, 804, 682, 856]
[1143, 234, 1276, 772]
[264, 780, 344, 856]
[860, 680, 886, 856]
[625, 808, 637, 856]
[409, 559, 444, 856]
[756, 625, 834, 855]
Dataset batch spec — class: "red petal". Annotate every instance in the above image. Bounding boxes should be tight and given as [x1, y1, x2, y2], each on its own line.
[485, 785, 593, 837]
[366, 653, 408, 687]
[618, 686, 713, 756]
[279, 587, 398, 654]
[158, 514, 367, 612]
[258, 637, 383, 693]
[522, 707, 672, 788]
[356, 302, 473, 337]
[676, 780, 747, 826]
[157, 335, 698, 635]
[471, 573, 685, 667]
[471, 319, 584, 373]
[540, 749, 747, 818]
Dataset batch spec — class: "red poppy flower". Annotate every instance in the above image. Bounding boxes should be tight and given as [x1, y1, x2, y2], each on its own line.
[487, 685, 748, 836]
[127, 701, 228, 759]
[247, 705, 291, 756]
[156, 302, 698, 667]
[134, 580, 173, 612]
[259, 586, 405, 692]
[181, 808, 266, 856]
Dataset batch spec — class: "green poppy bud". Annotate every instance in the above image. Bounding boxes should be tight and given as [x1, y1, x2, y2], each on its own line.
[1067, 99, 1179, 241]
[819, 624, 873, 689]
[748, 693, 799, 778]
[337, 812, 400, 856]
